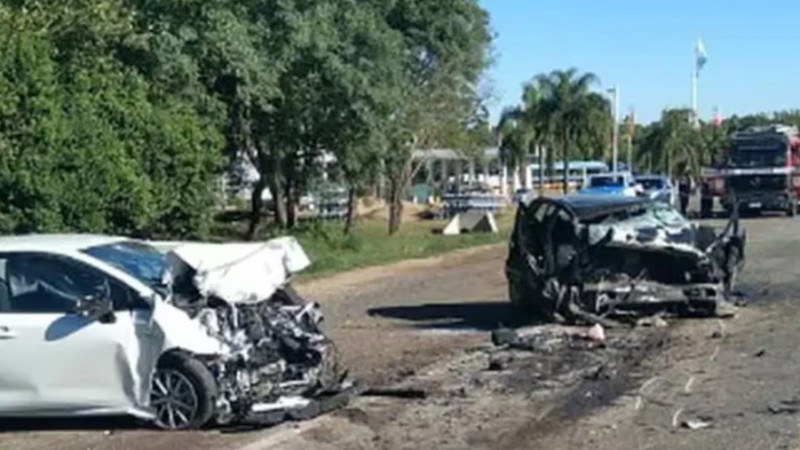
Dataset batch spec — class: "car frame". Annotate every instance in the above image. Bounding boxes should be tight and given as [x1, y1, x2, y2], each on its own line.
[505, 195, 745, 323]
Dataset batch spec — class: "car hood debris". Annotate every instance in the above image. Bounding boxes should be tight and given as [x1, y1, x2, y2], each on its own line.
[505, 195, 746, 324]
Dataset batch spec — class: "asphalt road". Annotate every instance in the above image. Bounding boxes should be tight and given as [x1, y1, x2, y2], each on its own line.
[4, 214, 800, 449]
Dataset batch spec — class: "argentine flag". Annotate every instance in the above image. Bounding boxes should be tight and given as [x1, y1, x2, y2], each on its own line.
[695, 39, 708, 74]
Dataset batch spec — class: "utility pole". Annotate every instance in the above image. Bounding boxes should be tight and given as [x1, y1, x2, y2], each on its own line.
[691, 68, 698, 127]
[627, 107, 635, 172]
[607, 85, 620, 174]
[497, 132, 508, 197]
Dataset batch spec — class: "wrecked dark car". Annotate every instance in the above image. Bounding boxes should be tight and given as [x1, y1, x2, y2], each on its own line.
[506, 195, 746, 324]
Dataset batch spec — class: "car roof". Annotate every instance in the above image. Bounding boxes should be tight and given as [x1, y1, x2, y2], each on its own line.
[590, 172, 631, 178]
[539, 194, 653, 220]
[0, 234, 131, 254]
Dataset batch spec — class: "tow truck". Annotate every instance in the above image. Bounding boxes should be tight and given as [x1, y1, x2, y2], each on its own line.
[702, 124, 800, 217]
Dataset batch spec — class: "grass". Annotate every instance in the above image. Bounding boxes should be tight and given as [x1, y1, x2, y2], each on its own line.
[211, 212, 514, 279]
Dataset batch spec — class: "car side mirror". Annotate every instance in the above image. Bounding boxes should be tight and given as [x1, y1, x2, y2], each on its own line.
[75, 283, 116, 324]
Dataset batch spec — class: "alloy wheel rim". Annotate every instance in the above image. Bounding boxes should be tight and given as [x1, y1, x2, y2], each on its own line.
[150, 369, 200, 429]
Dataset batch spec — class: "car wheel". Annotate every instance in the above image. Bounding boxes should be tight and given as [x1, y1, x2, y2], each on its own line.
[150, 353, 217, 430]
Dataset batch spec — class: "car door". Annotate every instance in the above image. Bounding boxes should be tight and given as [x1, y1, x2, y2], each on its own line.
[0, 252, 159, 416]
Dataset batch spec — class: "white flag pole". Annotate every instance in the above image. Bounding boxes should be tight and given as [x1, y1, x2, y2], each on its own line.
[691, 40, 699, 127]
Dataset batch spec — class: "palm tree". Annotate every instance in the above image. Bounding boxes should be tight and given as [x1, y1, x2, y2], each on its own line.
[497, 106, 528, 188]
[497, 79, 548, 195]
[637, 109, 702, 177]
[535, 68, 609, 193]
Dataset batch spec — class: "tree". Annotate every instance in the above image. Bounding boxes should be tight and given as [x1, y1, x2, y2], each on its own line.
[497, 78, 550, 195]
[374, 0, 493, 234]
[535, 68, 609, 193]
[636, 109, 702, 177]
[295, 1, 406, 235]
[0, 1, 223, 237]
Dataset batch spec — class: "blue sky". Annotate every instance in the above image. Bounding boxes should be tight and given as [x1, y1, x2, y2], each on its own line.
[480, 0, 800, 125]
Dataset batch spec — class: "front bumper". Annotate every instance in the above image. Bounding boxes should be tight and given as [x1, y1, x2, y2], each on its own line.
[725, 191, 792, 211]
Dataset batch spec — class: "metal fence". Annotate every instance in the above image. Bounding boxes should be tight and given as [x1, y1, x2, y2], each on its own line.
[314, 187, 349, 220]
[442, 192, 506, 218]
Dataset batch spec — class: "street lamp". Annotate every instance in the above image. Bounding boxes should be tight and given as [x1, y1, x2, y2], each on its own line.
[607, 85, 620, 175]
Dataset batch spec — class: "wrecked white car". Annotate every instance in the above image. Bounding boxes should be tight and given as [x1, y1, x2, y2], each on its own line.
[0, 234, 347, 429]
[506, 195, 746, 324]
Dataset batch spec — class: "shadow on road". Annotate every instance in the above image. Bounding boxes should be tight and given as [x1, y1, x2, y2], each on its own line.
[0, 415, 279, 434]
[368, 301, 533, 331]
[0, 416, 143, 432]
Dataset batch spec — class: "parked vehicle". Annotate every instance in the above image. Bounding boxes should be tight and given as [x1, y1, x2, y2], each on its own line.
[0, 234, 348, 430]
[635, 175, 675, 206]
[702, 124, 800, 217]
[578, 172, 642, 197]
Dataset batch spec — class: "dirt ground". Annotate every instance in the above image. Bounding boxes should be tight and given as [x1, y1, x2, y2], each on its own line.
[4, 215, 800, 450]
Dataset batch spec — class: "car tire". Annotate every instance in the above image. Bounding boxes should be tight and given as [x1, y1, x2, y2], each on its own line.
[150, 352, 218, 430]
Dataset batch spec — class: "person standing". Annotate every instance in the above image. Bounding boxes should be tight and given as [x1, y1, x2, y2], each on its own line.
[678, 174, 692, 216]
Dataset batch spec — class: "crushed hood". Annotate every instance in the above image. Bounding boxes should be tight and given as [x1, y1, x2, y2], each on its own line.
[166, 237, 311, 304]
[152, 236, 348, 425]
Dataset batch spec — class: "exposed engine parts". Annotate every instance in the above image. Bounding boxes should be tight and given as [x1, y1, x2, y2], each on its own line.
[166, 240, 349, 425]
[189, 294, 346, 424]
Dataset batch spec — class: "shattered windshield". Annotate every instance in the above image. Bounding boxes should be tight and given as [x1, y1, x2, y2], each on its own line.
[730, 150, 786, 167]
[730, 138, 787, 167]
[82, 241, 167, 290]
[596, 202, 688, 229]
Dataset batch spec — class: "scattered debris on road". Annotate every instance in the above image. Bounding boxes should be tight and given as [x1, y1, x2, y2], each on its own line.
[586, 324, 606, 343]
[682, 418, 713, 430]
[506, 195, 746, 324]
[767, 397, 800, 415]
[636, 316, 669, 328]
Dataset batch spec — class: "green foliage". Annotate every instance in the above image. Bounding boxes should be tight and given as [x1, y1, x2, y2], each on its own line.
[290, 215, 513, 278]
[633, 109, 800, 177]
[0, 2, 223, 237]
[498, 68, 611, 192]
[0, 0, 495, 240]
[377, 0, 493, 233]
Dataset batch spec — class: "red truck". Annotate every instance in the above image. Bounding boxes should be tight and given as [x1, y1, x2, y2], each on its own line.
[702, 124, 800, 217]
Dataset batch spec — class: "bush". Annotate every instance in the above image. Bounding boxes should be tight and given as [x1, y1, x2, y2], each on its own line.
[0, 7, 223, 238]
